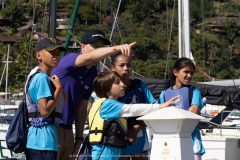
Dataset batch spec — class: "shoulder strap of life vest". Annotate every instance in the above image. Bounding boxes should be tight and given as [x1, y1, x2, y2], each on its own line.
[133, 79, 141, 86]
[88, 98, 106, 143]
[89, 98, 106, 129]
[188, 85, 193, 106]
[24, 69, 41, 103]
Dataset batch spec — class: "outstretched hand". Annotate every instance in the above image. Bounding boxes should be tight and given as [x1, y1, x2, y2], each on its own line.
[114, 42, 136, 56]
[164, 96, 180, 107]
[188, 105, 200, 114]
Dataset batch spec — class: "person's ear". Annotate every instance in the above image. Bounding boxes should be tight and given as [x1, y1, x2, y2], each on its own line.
[36, 52, 42, 61]
[111, 65, 115, 71]
[173, 69, 178, 77]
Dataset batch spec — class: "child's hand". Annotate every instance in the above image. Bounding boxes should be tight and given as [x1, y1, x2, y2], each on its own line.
[160, 96, 179, 108]
[50, 75, 62, 90]
[167, 96, 180, 106]
[127, 128, 138, 144]
[188, 105, 200, 114]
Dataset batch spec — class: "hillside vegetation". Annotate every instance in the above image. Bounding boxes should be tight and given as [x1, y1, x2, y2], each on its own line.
[0, 0, 240, 92]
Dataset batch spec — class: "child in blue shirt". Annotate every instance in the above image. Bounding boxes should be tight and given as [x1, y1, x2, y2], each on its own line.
[25, 38, 65, 160]
[89, 71, 178, 160]
[111, 52, 155, 160]
[158, 57, 205, 160]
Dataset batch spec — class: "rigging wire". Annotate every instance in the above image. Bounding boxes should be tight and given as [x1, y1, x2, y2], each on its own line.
[166, 0, 169, 41]
[100, 0, 122, 72]
[109, 0, 122, 42]
[113, 12, 124, 44]
[0, 45, 7, 88]
[202, 0, 206, 69]
[67, 30, 82, 45]
[41, 0, 48, 34]
[164, 0, 176, 79]
[198, 0, 216, 81]
[98, 0, 102, 25]
[25, 0, 37, 77]
[83, 0, 141, 75]
[0, 63, 6, 87]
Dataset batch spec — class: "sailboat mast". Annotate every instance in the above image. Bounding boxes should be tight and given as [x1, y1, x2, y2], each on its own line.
[49, 0, 57, 38]
[178, 0, 191, 59]
[5, 44, 10, 102]
[178, 0, 182, 58]
[183, 0, 191, 59]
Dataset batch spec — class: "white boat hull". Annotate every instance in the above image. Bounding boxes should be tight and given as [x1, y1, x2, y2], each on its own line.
[202, 136, 240, 160]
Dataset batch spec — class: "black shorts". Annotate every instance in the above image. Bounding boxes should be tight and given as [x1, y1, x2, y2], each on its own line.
[25, 148, 57, 160]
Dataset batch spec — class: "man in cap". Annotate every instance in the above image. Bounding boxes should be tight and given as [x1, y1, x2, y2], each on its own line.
[51, 29, 136, 160]
[25, 38, 65, 160]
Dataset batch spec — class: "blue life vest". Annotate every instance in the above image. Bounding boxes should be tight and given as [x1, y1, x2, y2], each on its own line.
[118, 79, 150, 155]
[25, 70, 57, 127]
[118, 79, 146, 104]
[164, 85, 193, 111]
[118, 79, 147, 127]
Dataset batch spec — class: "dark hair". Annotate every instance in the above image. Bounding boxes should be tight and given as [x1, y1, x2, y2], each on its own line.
[93, 71, 121, 98]
[171, 57, 196, 85]
[111, 52, 123, 65]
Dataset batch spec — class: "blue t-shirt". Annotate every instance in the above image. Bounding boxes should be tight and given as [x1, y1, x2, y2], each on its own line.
[26, 72, 58, 151]
[51, 53, 98, 127]
[92, 99, 124, 160]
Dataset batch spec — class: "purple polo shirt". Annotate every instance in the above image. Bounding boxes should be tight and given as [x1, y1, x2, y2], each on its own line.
[51, 53, 97, 128]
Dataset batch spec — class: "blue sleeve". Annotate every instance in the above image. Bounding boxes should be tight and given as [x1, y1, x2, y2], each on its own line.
[158, 90, 166, 104]
[29, 73, 52, 104]
[140, 81, 156, 104]
[191, 88, 204, 109]
[100, 99, 124, 120]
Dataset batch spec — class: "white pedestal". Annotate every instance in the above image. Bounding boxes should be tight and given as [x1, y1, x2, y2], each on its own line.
[138, 107, 205, 160]
[150, 134, 193, 160]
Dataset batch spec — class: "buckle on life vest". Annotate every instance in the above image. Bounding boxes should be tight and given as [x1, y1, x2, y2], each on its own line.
[89, 129, 104, 135]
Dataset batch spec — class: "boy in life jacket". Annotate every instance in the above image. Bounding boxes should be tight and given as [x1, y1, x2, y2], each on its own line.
[89, 71, 178, 160]
[158, 57, 205, 160]
[25, 38, 65, 160]
[111, 52, 155, 160]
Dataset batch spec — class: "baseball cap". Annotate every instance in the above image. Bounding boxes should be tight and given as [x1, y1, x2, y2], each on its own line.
[81, 29, 111, 46]
[35, 38, 66, 52]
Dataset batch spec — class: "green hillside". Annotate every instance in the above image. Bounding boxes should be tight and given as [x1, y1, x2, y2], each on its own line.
[0, 0, 240, 92]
